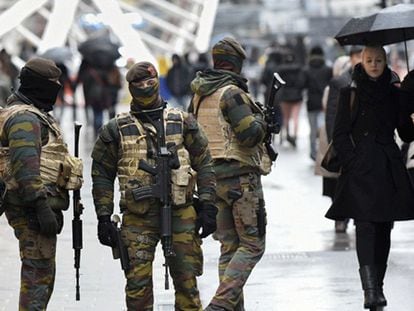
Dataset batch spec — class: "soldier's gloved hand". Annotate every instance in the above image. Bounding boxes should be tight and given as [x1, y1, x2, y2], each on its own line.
[195, 202, 217, 238]
[97, 215, 117, 247]
[35, 200, 59, 237]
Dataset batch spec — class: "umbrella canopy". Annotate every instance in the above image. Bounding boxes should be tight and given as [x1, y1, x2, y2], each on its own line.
[78, 35, 121, 68]
[40, 47, 73, 64]
[335, 4, 414, 46]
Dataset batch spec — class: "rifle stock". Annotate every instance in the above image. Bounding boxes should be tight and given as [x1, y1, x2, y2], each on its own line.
[72, 122, 83, 301]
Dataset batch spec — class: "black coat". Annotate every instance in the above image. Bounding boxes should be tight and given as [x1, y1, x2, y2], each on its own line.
[326, 68, 414, 222]
[303, 57, 332, 112]
[277, 63, 305, 103]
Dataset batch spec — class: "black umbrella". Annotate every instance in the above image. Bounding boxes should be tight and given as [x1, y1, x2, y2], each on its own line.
[40, 47, 73, 64]
[78, 35, 121, 68]
[335, 4, 414, 70]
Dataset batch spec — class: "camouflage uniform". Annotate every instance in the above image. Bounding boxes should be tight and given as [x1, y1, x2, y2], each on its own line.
[92, 61, 216, 311]
[0, 58, 71, 311]
[190, 37, 270, 311]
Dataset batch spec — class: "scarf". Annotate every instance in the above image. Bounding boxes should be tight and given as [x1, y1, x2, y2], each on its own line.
[352, 63, 392, 106]
[190, 68, 248, 97]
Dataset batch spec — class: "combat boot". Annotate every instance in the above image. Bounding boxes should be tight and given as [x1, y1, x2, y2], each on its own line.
[376, 264, 387, 306]
[359, 265, 380, 309]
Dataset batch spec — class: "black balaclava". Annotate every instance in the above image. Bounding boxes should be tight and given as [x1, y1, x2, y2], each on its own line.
[17, 57, 62, 112]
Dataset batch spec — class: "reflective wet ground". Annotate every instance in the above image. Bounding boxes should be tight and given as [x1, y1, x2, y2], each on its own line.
[1, 105, 414, 310]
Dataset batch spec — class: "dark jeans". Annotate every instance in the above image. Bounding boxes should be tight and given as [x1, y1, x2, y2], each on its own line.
[355, 221, 393, 266]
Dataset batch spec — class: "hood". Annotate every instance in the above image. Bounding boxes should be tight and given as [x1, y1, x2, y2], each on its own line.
[190, 68, 248, 97]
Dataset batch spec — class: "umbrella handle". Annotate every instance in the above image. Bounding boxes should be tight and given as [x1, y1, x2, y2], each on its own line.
[404, 29, 410, 72]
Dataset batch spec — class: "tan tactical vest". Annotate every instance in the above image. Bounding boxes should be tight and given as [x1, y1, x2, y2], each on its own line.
[192, 85, 271, 175]
[116, 108, 195, 214]
[0, 104, 83, 191]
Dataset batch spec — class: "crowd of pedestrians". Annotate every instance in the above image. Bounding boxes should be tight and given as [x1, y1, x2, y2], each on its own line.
[1, 25, 414, 310]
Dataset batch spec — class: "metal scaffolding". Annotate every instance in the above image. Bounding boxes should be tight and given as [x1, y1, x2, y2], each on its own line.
[0, 0, 218, 66]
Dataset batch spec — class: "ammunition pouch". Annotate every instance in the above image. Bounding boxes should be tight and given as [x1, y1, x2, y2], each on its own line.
[122, 188, 152, 215]
[46, 184, 70, 211]
[0, 144, 83, 192]
[171, 163, 196, 206]
[57, 155, 83, 190]
[41, 145, 83, 191]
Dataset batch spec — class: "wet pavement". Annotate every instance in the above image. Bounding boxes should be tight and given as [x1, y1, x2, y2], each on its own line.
[1, 105, 414, 310]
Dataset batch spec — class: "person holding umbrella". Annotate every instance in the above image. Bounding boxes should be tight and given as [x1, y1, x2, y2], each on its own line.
[325, 45, 414, 309]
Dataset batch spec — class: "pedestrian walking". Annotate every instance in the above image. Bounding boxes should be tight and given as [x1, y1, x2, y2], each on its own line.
[190, 37, 271, 311]
[325, 46, 414, 310]
[277, 50, 305, 148]
[166, 54, 192, 111]
[91, 61, 217, 310]
[0, 57, 83, 310]
[261, 49, 283, 107]
[73, 58, 111, 136]
[303, 45, 332, 160]
[315, 54, 350, 231]
[107, 64, 122, 119]
[323, 45, 362, 233]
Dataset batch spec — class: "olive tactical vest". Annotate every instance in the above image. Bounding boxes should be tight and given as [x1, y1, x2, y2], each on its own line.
[0, 103, 83, 191]
[116, 108, 195, 214]
[192, 85, 271, 174]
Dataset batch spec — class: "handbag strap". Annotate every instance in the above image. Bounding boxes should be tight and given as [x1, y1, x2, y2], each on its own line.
[349, 89, 356, 147]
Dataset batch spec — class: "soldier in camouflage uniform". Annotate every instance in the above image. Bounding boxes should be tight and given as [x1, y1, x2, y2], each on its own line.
[0, 58, 77, 310]
[189, 37, 271, 311]
[91, 61, 217, 311]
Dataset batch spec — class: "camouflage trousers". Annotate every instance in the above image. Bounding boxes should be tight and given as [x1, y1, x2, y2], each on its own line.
[210, 173, 266, 311]
[121, 204, 203, 311]
[5, 204, 57, 311]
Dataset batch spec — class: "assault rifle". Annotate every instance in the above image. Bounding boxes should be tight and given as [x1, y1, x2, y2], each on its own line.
[72, 122, 83, 301]
[264, 72, 285, 161]
[131, 109, 180, 290]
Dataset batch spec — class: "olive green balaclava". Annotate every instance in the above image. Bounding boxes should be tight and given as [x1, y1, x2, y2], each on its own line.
[126, 61, 161, 111]
[212, 37, 246, 74]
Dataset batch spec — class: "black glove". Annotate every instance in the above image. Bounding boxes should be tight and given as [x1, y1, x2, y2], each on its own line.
[195, 202, 217, 238]
[97, 215, 117, 247]
[34, 200, 59, 237]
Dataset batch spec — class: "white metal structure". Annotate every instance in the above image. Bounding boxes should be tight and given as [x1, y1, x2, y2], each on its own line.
[0, 0, 219, 65]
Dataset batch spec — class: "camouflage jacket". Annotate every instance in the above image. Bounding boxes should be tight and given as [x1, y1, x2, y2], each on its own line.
[190, 69, 267, 178]
[0, 95, 51, 205]
[91, 108, 216, 217]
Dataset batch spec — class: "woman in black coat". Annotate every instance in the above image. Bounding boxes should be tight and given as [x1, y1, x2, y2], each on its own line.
[325, 46, 414, 310]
